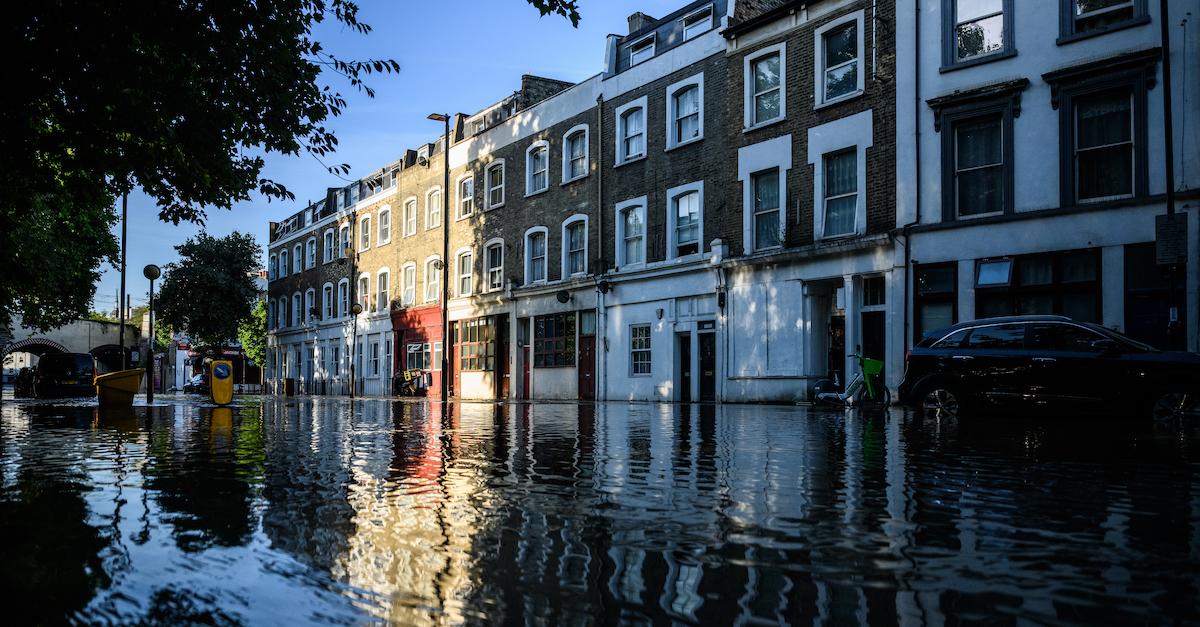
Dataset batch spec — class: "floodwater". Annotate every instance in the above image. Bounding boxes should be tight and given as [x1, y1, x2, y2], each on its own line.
[1, 396, 1198, 625]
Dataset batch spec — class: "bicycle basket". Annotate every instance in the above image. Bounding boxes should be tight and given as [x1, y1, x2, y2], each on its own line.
[861, 357, 884, 376]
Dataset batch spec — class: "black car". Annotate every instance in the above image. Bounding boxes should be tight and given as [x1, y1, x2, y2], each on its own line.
[898, 315, 1200, 419]
[32, 353, 97, 398]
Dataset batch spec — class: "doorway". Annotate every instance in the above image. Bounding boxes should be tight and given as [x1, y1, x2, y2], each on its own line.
[1126, 243, 1185, 350]
[861, 311, 885, 363]
[578, 310, 596, 401]
[827, 314, 846, 389]
[698, 333, 716, 402]
[519, 317, 531, 399]
[678, 333, 692, 403]
[496, 314, 510, 399]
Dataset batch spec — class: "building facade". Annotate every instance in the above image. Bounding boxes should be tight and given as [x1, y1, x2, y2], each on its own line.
[266, 0, 1198, 402]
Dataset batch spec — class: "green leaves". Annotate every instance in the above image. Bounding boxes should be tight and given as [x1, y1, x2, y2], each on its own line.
[237, 299, 268, 369]
[156, 232, 263, 350]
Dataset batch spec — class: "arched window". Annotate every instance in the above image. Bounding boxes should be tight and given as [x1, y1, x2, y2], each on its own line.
[291, 292, 301, 326]
[376, 269, 390, 312]
[339, 225, 350, 258]
[524, 227, 548, 285]
[322, 229, 335, 263]
[268, 300, 276, 330]
[401, 263, 417, 306]
[304, 288, 316, 323]
[561, 215, 588, 277]
[457, 175, 474, 219]
[484, 239, 504, 292]
[377, 206, 391, 244]
[562, 125, 589, 182]
[424, 257, 441, 303]
[337, 279, 350, 318]
[404, 197, 418, 236]
[279, 250, 287, 277]
[357, 273, 371, 312]
[486, 161, 505, 209]
[269, 254, 277, 280]
[526, 141, 549, 195]
[616, 98, 647, 164]
[293, 244, 302, 273]
[616, 199, 646, 266]
[426, 188, 442, 229]
[306, 237, 316, 268]
[456, 248, 473, 297]
[278, 297, 288, 328]
[359, 215, 371, 251]
[322, 283, 334, 319]
[668, 76, 703, 148]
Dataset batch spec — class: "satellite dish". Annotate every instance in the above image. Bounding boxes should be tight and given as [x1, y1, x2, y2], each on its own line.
[555, 290, 571, 304]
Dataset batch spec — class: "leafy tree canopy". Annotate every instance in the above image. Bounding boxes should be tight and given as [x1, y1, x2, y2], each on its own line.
[156, 232, 263, 350]
[2, 0, 576, 333]
[237, 300, 268, 369]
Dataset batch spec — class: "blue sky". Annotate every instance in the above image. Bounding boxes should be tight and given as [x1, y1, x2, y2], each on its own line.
[95, 0, 687, 313]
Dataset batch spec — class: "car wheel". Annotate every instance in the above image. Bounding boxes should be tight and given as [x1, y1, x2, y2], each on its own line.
[1150, 392, 1200, 420]
[921, 385, 960, 419]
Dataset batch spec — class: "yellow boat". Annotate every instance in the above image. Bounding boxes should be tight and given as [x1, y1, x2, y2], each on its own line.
[95, 369, 145, 407]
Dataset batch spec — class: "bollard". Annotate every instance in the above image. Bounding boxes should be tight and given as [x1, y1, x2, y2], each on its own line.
[209, 359, 234, 405]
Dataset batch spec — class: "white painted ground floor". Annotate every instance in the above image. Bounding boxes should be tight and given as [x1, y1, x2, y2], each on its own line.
[265, 204, 1197, 402]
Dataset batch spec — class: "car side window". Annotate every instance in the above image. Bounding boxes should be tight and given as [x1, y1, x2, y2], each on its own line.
[931, 328, 970, 348]
[965, 324, 1024, 349]
[1056, 324, 1107, 353]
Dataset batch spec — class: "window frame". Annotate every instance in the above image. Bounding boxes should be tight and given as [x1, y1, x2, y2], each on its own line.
[322, 229, 335, 263]
[751, 167, 783, 252]
[357, 272, 371, 312]
[291, 292, 301, 327]
[615, 96, 648, 165]
[339, 225, 350, 258]
[561, 214, 589, 278]
[401, 262, 417, 306]
[456, 174, 475, 219]
[626, 33, 656, 67]
[914, 262, 958, 342]
[455, 247, 473, 297]
[561, 124, 590, 184]
[1058, 0, 1148, 44]
[666, 181, 704, 260]
[269, 254, 277, 280]
[337, 278, 350, 318]
[484, 238, 505, 292]
[942, 0, 1016, 72]
[525, 140, 550, 196]
[630, 324, 652, 376]
[814, 11, 865, 107]
[485, 160, 506, 210]
[457, 317, 496, 372]
[743, 43, 786, 130]
[322, 282, 334, 320]
[534, 312, 576, 368]
[305, 237, 316, 268]
[974, 249, 1103, 322]
[376, 268, 390, 313]
[292, 244, 302, 273]
[680, 4, 714, 40]
[377, 205, 392, 244]
[614, 197, 647, 268]
[359, 215, 371, 251]
[424, 256, 441, 304]
[425, 187, 442, 229]
[524, 226, 549, 285]
[304, 288, 316, 324]
[666, 73, 704, 150]
[403, 197, 418, 236]
[818, 148, 860, 239]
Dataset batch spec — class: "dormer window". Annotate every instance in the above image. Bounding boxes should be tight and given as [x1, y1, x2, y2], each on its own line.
[681, 5, 713, 40]
[627, 34, 655, 67]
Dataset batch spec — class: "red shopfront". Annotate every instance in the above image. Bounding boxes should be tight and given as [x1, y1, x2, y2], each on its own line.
[391, 304, 446, 399]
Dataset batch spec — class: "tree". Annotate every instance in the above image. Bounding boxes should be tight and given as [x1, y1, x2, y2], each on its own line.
[237, 300, 268, 374]
[156, 233, 262, 350]
[2, 0, 577, 333]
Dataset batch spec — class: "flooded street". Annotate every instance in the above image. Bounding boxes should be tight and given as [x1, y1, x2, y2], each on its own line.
[2, 396, 1199, 624]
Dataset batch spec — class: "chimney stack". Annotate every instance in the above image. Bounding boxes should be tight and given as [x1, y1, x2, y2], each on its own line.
[627, 12, 656, 34]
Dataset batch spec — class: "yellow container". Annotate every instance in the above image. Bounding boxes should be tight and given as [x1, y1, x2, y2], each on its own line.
[209, 360, 234, 405]
[95, 369, 145, 408]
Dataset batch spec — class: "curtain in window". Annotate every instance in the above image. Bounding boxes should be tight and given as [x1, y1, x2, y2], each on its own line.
[675, 192, 699, 249]
[823, 151, 857, 236]
[623, 208, 644, 264]
[568, 133, 586, 178]
[753, 170, 780, 249]
[674, 87, 700, 141]
[530, 234, 546, 281]
[568, 223, 585, 274]
[1076, 90, 1133, 199]
[955, 116, 1003, 216]
[623, 110, 644, 157]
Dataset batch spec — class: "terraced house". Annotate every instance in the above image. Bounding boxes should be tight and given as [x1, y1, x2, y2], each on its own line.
[266, 0, 1196, 401]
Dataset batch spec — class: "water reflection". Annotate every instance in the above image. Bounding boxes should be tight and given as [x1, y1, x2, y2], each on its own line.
[0, 397, 1198, 624]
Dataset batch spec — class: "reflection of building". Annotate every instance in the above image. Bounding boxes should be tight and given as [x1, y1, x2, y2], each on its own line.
[264, 0, 1196, 401]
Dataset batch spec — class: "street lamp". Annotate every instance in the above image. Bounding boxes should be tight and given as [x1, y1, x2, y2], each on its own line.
[350, 301, 363, 398]
[428, 113, 451, 404]
[143, 264, 161, 402]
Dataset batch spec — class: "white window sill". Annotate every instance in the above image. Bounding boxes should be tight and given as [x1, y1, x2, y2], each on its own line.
[455, 213, 474, 222]
[954, 210, 1004, 221]
[814, 90, 864, 111]
[377, 239, 391, 247]
[752, 244, 784, 253]
[664, 252, 705, 264]
[819, 231, 860, 242]
[485, 203, 505, 212]
[525, 188, 549, 199]
[665, 136, 703, 152]
[615, 154, 647, 168]
[523, 280, 548, 287]
[561, 173, 589, 186]
[425, 225, 442, 231]
[615, 261, 646, 272]
[743, 117, 786, 134]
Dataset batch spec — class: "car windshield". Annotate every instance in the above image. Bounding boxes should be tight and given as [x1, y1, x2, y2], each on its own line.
[39, 354, 94, 378]
[1081, 322, 1158, 352]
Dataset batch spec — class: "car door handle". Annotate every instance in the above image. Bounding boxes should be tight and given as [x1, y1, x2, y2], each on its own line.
[951, 355, 974, 361]
[1032, 357, 1056, 363]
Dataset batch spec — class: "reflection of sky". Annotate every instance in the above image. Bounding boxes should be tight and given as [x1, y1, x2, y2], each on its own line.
[4, 398, 1200, 623]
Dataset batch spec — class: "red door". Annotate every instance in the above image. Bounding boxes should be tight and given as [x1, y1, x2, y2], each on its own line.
[578, 335, 595, 400]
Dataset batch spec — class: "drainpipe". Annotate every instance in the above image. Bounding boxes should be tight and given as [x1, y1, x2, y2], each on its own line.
[901, 0, 922, 353]
[596, 93, 607, 401]
[1158, 0, 1182, 348]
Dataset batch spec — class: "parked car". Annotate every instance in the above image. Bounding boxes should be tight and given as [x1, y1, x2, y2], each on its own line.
[32, 353, 97, 398]
[899, 315, 1200, 420]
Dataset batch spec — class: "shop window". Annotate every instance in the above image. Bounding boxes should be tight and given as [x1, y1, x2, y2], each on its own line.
[915, 263, 957, 340]
[975, 249, 1101, 322]
[534, 312, 576, 367]
[458, 318, 495, 371]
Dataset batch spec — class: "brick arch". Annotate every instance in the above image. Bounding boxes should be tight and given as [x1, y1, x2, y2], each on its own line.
[1, 338, 67, 358]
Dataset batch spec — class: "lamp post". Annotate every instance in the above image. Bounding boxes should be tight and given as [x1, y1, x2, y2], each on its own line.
[428, 113, 451, 404]
[350, 302, 363, 398]
[143, 264, 161, 402]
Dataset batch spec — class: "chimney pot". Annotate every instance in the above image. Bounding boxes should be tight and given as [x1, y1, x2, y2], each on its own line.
[627, 12, 656, 34]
